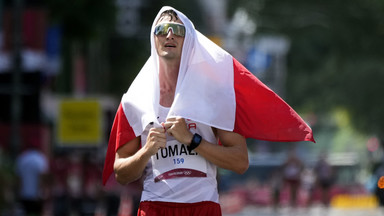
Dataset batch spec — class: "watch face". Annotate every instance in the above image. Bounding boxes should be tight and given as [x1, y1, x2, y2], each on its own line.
[193, 135, 199, 143]
[188, 133, 202, 151]
[193, 133, 202, 144]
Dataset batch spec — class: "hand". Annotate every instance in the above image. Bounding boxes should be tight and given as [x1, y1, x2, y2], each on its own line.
[144, 127, 167, 156]
[163, 117, 193, 145]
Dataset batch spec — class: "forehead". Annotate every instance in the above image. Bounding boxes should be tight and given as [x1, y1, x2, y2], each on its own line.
[157, 14, 184, 25]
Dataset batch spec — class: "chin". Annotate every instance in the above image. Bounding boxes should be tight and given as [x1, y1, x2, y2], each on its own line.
[162, 53, 178, 59]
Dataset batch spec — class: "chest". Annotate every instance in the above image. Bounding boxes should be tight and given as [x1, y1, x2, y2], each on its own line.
[159, 90, 174, 107]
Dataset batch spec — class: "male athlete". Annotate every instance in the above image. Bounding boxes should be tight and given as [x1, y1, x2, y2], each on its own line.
[103, 6, 314, 216]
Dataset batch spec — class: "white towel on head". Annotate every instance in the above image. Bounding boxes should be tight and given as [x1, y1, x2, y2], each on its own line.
[122, 6, 236, 136]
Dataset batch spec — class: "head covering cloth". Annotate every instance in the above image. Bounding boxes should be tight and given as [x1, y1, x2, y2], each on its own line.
[121, 6, 236, 136]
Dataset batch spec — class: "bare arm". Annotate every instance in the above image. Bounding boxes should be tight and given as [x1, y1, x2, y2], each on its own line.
[195, 128, 249, 174]
[164, 117, 249, 174]
[114, 127, 166, 185]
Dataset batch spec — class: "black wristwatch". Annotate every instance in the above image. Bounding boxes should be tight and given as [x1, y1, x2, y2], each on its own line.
[187, 133, 202, 151]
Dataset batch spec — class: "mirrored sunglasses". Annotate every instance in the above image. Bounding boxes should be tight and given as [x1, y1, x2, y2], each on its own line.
[154, 23, 186, 37]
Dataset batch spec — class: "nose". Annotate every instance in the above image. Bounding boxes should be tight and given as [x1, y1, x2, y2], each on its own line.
[166, 28, 175, 39]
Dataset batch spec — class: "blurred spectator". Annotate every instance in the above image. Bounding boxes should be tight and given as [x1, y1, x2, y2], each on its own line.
[51, 152, 70, 216]
[51, 152, 106, 215]
[15, 140, 49, 215]
[0, 146, 10, 212]
[300, 166, 316, 206]
[269, 169, 283, 209]
[0, 146, 5, 210]
[82, 153, 103, 215]
[66, 153, 85, 215]
[372, 161, 384, 207]
[282, 149, 304, 207]
[314, 153, 334, 206]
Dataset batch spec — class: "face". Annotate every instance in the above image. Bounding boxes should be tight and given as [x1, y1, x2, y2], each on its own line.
[154, 16, 185, 61]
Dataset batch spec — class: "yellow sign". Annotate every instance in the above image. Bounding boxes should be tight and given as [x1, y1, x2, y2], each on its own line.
[331, 194, 378, 209]
[58, 99, 102, 146]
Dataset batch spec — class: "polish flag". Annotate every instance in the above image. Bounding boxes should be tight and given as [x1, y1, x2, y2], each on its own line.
[102, 6, 314, 185]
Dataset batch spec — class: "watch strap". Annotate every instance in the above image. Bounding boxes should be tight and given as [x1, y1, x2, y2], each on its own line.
[188, 133, 202, 151]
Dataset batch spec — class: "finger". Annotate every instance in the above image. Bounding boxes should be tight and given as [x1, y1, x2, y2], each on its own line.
[150, 127, 166, 133]
[167, 117, 186, 127]
[159, 141, 167, 149]
[166, 126, 173, 136]
[166, 117, 177, 122]
[161, 122, 166, 133]
[163, 122, 173, 130]
[156, 141, 166, 149]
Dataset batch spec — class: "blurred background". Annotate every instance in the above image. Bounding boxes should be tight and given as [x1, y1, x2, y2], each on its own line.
[1, 0, 384, 215]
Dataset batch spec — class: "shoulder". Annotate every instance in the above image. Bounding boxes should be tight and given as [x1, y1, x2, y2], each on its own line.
[212, 127, 246, 147]
[116, 136, 141, 157]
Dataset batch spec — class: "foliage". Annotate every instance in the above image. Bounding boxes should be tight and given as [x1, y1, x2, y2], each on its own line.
[44, 0, 116, 41]
[229, 0, 384, 139]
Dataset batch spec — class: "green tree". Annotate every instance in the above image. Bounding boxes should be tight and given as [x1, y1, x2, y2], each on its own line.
[230, 0, 384, 142]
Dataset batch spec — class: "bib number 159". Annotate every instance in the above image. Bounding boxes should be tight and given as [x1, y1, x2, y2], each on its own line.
[173, 158, 184, 164]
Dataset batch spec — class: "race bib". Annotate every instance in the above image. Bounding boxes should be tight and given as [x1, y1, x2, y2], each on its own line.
[151, 139, 207, 183]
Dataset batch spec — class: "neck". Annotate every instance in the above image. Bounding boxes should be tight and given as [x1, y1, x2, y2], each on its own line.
[159, 59, 180, 107]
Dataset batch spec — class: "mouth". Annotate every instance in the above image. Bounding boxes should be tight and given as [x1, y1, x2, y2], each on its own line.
[164, 43, 176, 48]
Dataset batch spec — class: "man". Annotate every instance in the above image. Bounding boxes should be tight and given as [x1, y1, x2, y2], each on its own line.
[282, 149, 304, 207]
[16, 140, 49, 215]
[314, 153, 334, 206]
[103, 6, 314, 216]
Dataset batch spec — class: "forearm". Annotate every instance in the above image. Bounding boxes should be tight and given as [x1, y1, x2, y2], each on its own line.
[195, 139, 249, 174]
[114, 147, 151, 185]
[163, 118, 249, 174]
[114, 128, 166, 185]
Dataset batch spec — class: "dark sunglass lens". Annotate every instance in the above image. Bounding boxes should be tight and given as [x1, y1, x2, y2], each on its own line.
[154, 23, 185, 37]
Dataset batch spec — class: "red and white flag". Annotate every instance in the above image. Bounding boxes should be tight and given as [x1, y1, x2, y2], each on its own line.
[102, 6, 314, 185]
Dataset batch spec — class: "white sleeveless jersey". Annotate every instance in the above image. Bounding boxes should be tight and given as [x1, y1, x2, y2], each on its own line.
[140, 106, 219, 203]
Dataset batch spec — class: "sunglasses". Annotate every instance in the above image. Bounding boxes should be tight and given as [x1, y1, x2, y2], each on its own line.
[154, 23, 186, 37]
